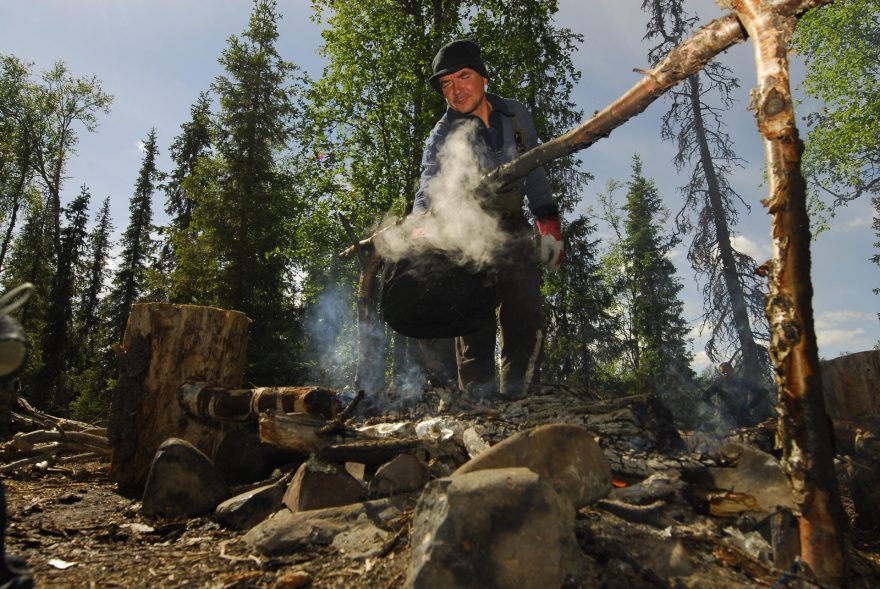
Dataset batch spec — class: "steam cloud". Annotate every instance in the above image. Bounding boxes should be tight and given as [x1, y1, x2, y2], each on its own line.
[374, 120, 515, 268]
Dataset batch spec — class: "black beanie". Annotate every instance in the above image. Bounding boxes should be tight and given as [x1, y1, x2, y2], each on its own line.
[428, 40, 489, 93]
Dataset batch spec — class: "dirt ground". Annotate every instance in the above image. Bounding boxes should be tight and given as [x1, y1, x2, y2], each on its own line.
[5, 456, 880, 588]
[3, 459, 410, 588]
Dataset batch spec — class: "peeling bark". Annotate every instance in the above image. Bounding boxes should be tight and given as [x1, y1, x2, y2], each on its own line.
[730, 0, 848, 584]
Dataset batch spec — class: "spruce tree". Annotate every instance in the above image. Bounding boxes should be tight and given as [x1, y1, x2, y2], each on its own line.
[196, 0, 301, 383]
[541, 215, 620, 391]
[150, 92, 215, 303]
[620, 156, 694, 399]
[104, 129, 158, 347]
[68, 197, 115, 423]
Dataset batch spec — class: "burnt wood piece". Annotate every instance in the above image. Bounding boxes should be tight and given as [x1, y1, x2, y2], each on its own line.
[179, 383, 339, 422]
[576, 393, 685, 454]
[317, 438, 424, 466]
[108, 303, 250, 490]
[258, 411, 370, 455]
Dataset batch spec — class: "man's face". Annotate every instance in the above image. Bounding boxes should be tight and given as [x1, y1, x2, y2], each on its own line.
[439, 67, 488, 115]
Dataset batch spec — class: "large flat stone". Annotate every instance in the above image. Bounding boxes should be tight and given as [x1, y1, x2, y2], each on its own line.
[244, 496, 411, 556]
[453, 424, 612, 508]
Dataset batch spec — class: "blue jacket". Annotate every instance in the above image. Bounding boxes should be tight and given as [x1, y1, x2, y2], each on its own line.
[412, 93, 555, 217]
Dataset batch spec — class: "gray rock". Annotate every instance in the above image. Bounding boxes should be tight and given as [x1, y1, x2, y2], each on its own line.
[453, 423, 612, 508]
[244, 496, 411, 556]
[709, 443, 795, 513]
[214, 425, 295, 485]
[283, 460, 366, 512]
[406, 468, 583, 589]
[142, 437, 230, 519]
[331, 522, 392, 559]
[214, 483, 285, 530]
[369, 453, 429, 496]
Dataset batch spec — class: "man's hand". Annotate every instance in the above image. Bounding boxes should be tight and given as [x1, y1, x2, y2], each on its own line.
[536, 215, 564, 271]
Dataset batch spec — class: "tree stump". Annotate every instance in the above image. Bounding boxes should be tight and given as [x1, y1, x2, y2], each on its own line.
[108, 303, 250, 489]
[820, 350, 880, 419]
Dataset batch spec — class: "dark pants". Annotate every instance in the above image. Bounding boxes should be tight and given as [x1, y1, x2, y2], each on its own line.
[455, 229, 543, 399]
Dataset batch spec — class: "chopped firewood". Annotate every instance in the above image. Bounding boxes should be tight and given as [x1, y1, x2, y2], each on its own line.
[179, 382, 340, 422]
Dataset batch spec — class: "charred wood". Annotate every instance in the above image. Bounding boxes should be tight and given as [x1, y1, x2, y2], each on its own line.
[179, 382, 339, 422]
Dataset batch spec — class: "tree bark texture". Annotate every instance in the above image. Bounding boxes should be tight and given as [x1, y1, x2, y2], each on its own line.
[730, 0, 847, 584]
[108, 303, 250, 489]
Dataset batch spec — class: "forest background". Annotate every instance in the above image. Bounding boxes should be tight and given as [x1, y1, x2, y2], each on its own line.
[0, 0, 877, 427]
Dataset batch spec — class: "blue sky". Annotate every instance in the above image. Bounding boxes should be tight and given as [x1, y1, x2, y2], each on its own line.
[2, 0, 877, 373]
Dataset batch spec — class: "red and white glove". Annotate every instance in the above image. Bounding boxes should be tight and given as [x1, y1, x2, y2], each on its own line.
[536, 215, 564, 271]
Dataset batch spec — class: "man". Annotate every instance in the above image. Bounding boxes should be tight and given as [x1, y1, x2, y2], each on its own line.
[702, 362, 770, 429]
[411, 39, 563, 400]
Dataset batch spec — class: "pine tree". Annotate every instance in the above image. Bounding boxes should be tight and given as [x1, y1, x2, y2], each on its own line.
[104, 129, 158, 347]
[34, 186, 91, 412]
[620, 156, 694, 399]
[641, 0, 769, 384]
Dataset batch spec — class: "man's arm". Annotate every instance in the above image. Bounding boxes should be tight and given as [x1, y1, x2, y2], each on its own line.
[412, 122, 447, 214]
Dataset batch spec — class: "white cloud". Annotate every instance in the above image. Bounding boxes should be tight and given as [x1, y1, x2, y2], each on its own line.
[814, 310, 876, 330]
[692, 349, 712, 374]
[730, 234, 771, 262]
[845, 216, 872, 230]
[816, 327, 868, 349]
[135, 140, 147, 153]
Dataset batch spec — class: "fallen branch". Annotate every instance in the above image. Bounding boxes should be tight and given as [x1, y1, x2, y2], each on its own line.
[0, 443, 62, 474]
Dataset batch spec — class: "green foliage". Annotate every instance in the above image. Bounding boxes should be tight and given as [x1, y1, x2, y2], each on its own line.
[600, 158, 696, 413]
[541, 214, 620, 392]
[179, 0, 306, 383]
[794, 0, 880, 206]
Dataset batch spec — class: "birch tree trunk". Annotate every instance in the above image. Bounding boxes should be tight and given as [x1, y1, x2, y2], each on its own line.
[730, 0, 848, 584]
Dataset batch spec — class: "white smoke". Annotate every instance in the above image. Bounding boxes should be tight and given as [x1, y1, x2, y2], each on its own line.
[374, 120, 514, 268]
